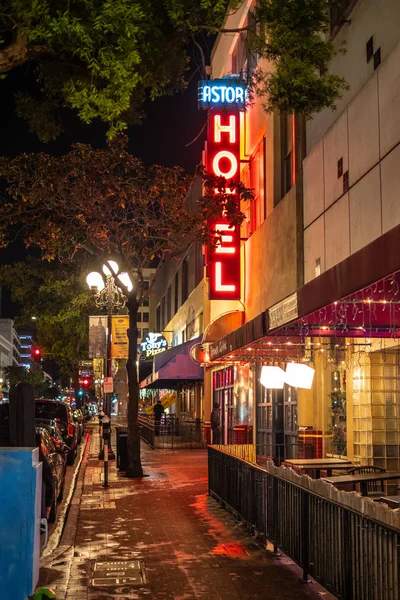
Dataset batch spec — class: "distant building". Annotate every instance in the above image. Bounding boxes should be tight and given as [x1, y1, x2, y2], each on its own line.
[18, 332, 34, 370]
[0, 319, 21, 383]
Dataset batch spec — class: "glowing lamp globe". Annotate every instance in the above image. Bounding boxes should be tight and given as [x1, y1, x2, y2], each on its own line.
[102, 260, 119, 276]
[118, 272, 133, 292]
[86, 271, 105, 291]
[260, 366, 285, 389]
[285, 363, 315, 389]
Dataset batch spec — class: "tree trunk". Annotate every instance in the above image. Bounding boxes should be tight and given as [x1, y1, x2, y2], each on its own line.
[125, 297, 143, 478]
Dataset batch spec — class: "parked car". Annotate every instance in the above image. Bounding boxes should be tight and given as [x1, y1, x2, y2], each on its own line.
[35, 400, 79, 465]
[36, 426, 66, 522]
[35, 418, 69, 456]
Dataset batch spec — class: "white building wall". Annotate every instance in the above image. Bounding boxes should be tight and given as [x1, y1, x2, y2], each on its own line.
[304, 16, 400, 283]
[307, 0, 400, 152]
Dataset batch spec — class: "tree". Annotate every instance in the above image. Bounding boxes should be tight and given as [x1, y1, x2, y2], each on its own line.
[246, 0, 349, 117]
[0, 0, 230, 141]
[170, 0, 348, 117]
[0, 0, 347, 141]
[0, 135, 251, 477]
[0, 258, 92, 390]
[4, 364, 56, 397]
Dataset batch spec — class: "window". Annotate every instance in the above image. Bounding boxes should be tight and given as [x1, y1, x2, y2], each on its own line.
[181, 260, 189, 305]
[174, 272, 179, 313]
[249, 141, 265, 231]
[343, 170, 349, 193]
[337, 157, 343, 178]
[137, 328, 142, 339]
[280, 113, 293, 201]
[142, 296, 150, 307]
[373, 48, 381, 70]
[231, 10, 259, 78]
[156, 305, 161, 331]
[138, 313, 142, 323]
[142, 312, 149, 323]
[161, 296, 166, 330]
[142, 328, 149, 338]
[366, 36, 374, 63]
[167, 286, 172, 323]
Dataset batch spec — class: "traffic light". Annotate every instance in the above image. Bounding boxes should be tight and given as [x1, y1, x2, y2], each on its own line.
[32, 346, 42, 361]
[81, 377, 92, 389]
[77, 389, 85, 397]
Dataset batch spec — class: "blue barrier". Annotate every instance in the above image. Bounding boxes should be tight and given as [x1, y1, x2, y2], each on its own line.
[0, 447, 42, 599]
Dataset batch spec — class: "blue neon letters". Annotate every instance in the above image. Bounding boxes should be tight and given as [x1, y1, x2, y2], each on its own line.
[198, 80, 246, 110]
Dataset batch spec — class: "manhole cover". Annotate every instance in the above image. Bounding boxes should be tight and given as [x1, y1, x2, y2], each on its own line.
[91, 560, 146, 587]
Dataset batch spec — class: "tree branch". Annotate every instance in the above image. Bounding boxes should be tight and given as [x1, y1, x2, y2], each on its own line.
[0, 37, 55, 72]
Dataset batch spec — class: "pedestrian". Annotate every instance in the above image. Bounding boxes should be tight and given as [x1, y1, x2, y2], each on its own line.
[153, 400, 165, 436]
[210, 402, 221, 444]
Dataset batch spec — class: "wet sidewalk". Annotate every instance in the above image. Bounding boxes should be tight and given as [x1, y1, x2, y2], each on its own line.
[39, 429, 335, 600]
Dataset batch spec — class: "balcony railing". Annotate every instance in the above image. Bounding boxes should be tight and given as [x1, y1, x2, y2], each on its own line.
[208, 446, 400, 600]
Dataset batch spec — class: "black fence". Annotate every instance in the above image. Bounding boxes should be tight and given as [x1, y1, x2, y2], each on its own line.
[138, 415, 204, 450]
[208, 446, 400, 600]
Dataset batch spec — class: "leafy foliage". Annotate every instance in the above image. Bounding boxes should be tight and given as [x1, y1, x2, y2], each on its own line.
[246, 0, 349, 117]
[0, 0, 229, 138]
[0, 134, 250, 294]
[0, 258, 92, 380]
[0, 134, 252, 477]
[0, 0, 347, 136]
[5, 364, 56, 397]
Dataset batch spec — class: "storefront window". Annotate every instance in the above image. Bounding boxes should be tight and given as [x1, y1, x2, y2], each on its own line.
[327, 365, 347, 456]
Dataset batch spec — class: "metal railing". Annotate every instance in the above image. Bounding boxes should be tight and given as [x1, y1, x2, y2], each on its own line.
[138, 415, 205, 450]
[208, 446, 400, 600]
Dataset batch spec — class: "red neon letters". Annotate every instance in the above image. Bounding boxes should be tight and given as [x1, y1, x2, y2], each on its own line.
[206, 112, 241, 300]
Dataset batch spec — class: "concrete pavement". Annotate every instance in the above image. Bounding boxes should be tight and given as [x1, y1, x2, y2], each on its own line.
[38, 427, 335, 600]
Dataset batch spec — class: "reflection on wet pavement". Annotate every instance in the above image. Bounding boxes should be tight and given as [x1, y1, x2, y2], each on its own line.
[38, 430, 336, 600]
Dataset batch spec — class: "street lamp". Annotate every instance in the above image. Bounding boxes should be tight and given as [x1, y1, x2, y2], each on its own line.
[86, 260, 133, 459]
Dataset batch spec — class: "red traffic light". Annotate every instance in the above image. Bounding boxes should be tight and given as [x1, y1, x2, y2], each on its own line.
[32, 346, 42, 360]
[81, 377, 91, 388]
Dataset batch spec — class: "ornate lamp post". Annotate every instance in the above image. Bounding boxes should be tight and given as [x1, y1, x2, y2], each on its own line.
[86, 260, 133, 460]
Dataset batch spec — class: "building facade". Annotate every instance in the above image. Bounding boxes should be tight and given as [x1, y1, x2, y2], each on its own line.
[202, 0, 400, 471]
[139, 0, 400, 471]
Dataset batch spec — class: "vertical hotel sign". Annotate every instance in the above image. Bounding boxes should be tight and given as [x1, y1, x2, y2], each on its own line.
[198, 79, 245, 301]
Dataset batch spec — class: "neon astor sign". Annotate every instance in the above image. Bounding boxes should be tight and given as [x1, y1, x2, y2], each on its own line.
[198, 79, 246, 110]
[205, 111, 241, 300]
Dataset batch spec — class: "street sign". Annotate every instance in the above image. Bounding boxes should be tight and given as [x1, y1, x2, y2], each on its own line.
[103, 377, 113, 393]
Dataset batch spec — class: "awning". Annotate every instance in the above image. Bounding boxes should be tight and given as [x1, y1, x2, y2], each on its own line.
[139, 336, 204, 389]
[207, 223, 400, 362]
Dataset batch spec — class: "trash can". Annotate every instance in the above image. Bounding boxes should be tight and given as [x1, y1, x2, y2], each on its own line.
[115, 426, 128, 471]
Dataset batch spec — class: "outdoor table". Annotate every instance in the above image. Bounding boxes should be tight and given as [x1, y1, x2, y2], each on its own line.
[284, 458, 353, 479]
[375, 495, 400, 509]
[321, 472, 400, 497]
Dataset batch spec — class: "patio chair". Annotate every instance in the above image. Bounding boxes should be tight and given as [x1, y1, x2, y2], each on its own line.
[347, 465, 386, 496]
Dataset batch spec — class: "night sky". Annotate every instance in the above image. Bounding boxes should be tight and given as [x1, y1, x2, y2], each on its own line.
[0, 49, 210, 318]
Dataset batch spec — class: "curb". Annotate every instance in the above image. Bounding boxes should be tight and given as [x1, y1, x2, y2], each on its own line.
[40, 431, 91, 564]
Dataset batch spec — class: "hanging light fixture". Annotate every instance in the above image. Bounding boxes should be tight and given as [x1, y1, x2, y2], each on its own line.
[285, 362, 315, 389]
[260, 365, 285, 389]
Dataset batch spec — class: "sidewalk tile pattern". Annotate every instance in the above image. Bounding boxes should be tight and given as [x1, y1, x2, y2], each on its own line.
[40, 429, 335, 600]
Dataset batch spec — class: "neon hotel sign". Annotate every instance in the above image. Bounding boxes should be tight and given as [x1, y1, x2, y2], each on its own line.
[198, 79, 245, 300]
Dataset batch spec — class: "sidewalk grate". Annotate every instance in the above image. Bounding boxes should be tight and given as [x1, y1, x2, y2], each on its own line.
[91, 560, 146, 587]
